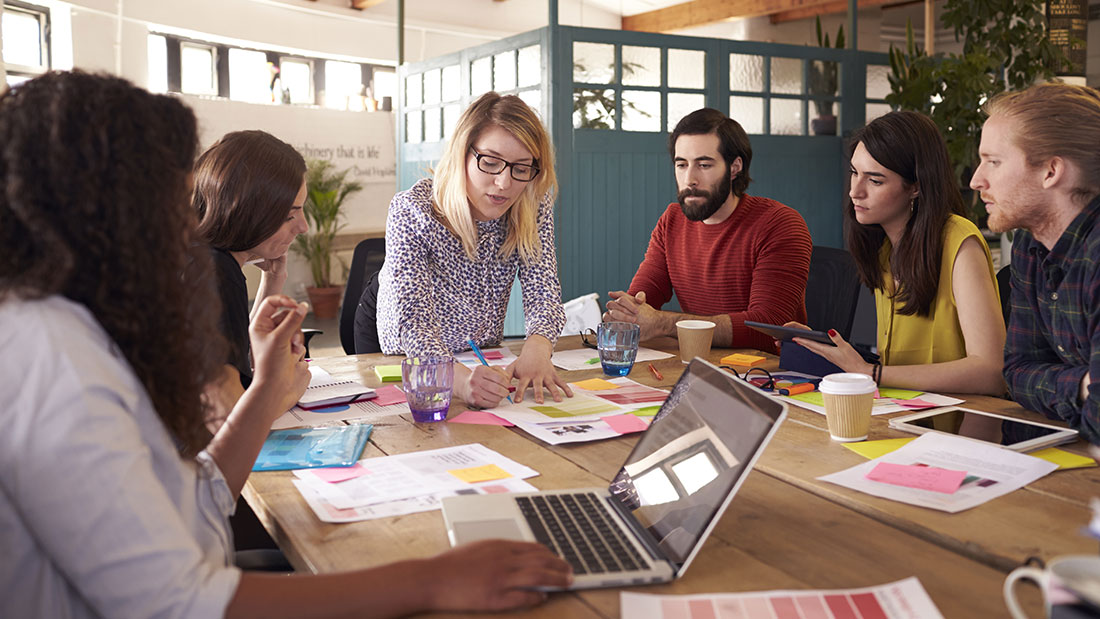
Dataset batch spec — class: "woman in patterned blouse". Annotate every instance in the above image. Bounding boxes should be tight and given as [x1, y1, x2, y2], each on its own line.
[373, 92, 573, 408]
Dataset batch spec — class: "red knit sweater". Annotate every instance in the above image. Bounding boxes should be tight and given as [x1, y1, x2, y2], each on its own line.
[628, 195, 812, 350]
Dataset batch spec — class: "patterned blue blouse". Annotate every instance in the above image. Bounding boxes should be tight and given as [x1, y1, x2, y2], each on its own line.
[376, 178, 566, 355]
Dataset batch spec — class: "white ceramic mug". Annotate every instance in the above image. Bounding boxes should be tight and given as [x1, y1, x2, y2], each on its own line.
[1004, 555, 1100, 618]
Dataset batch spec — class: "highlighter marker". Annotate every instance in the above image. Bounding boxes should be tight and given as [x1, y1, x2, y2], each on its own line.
[779, 382, 815, 396]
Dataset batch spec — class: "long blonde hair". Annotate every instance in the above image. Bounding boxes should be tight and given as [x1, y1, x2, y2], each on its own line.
[432, 92, 557, 263]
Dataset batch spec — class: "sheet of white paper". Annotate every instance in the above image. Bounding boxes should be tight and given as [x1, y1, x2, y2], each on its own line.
[272, 397, 410, 430]
[571, 377, 668, 412]
[550, 346, 673, 371]
[512, 417, 642, 445]
[817, 432, 1058, 513]
[780, 392, 964, 416]
[483, 388, 628, 425]
[452, 347, 519, 368]
[620, 577, 943, 619]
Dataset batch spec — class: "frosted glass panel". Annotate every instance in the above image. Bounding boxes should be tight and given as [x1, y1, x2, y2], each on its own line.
[867, 64, 891, 100]
[622, 46, 660, 86]
[494, 51, 516, 91]
[518, 45, 541, 87]
[423, 68, 441, 105]
[405, 73, 422, 107]
[866, 103, 892, 122]
[622, 90, 660, 132]
[424, 107, 441, 143]
[668, 92, 705, 132]
[518, 89, 542, 117]
[729, 53, 764, 92]
[770, 98, 803, 135]
[668, 49, 705, 89]
[471, 56, 492, 96]
[573, 42, 615, 83]
[770, 57, 802, 94]
[441, 65, 460, 102]
[574, 89, 615, 129]
[443, 104, 460, 139]
[730, 96, 764, 134]
[406, 111, 422, 143]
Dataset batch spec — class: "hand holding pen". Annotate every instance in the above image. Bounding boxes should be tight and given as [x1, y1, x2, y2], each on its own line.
[467, 339, 514, 405]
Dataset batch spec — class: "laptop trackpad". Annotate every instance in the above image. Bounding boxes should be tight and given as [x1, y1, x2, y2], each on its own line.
[454, 519, 526, 544]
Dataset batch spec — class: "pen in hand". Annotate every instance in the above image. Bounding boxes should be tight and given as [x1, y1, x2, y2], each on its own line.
[467, 339, 513, 404]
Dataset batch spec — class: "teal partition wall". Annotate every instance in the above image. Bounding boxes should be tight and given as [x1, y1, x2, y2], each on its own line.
[398, 25, 889, 336]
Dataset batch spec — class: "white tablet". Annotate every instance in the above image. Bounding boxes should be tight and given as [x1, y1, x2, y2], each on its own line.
[888, 406, 1078, 452]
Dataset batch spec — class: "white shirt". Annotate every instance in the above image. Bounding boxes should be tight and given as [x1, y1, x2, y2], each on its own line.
[0, 296, 241, 618]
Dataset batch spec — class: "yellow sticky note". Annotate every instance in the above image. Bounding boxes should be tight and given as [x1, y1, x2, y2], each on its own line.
[573, 378, 621, 391]
[842, 438, 915, 460]
[720, 353, 767, 366]
[374, 365, 402, 382]
[788, 391, 826, 407]
[448, 463, 513, 484]
[1029, 447, 1098, 470]
[877, 388, 923, 400]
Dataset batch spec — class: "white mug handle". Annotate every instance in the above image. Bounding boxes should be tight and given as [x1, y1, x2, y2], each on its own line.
[1004, 566, 1047, 619]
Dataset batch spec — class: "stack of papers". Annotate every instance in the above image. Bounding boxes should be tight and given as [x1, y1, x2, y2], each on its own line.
[550, 347, 674, 371]
[273, 369, 411, 430]
[782, 386, 963, 416]
[292, 443, 539, 523]
[298, 367, 375, 409]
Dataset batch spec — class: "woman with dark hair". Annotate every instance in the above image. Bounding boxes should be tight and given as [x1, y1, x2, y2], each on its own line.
[194, 130, 309, 398]
[789, 111, 1005, 395]
[0, 71, 570, 618]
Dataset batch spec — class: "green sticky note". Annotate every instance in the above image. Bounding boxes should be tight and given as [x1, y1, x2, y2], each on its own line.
[877, 387, 923, 400]
[374, 364, 403, 382]
[788, 391, 825, 407]
[630, 405, 662, 417]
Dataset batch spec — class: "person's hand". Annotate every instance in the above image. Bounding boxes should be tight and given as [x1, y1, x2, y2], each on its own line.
[1081, 372, 1091, 403]
[423, 540, 572, 612]
[457, 363, 513, 408]
[254, 252, 289, 280]
[508, 336, 573, 404]
[787, 323, 873, 376]
[249, 295, 311, 417]
[604, 291, 664, 340]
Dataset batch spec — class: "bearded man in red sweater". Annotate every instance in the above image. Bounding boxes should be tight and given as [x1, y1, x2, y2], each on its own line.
[604, 108, 812, 350]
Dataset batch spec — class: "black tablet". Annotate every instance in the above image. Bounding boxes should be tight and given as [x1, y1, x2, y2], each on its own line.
[744, 321, 835, 346]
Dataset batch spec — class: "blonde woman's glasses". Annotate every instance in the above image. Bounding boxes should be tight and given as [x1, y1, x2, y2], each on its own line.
[469, 147, 540, 182]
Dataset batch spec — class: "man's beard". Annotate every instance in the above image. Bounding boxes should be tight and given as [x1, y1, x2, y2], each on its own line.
[677, 174, 732, 221]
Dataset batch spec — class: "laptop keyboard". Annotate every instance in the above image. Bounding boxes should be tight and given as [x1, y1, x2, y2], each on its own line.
[516, 493, 651, 575]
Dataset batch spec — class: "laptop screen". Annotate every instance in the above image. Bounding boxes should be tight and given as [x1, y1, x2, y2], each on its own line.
[607, 359, 785, 568]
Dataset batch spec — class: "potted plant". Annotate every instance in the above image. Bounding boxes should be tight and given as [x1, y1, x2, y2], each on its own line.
[292, 159, 364, 319]
[808, 16, 844, 136]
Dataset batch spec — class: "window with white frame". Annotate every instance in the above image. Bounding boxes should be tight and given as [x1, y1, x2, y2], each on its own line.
[3, 1, 50, 87]
[279, 57, 313, 105]
[324, 59, 363, 110]
[229, 47, 272, 104]
[180, 42, 217, 95]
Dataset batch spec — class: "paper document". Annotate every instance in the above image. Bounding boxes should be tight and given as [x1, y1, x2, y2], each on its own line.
[272, 396, 410, 430]
[453, 347, 518, 368]
[550, 347, 673, 371]
[818, 432, 1058, 513]
[782, 390, 963, 416]
[620, 577, 943, 619]
[298, 366, 374, 408]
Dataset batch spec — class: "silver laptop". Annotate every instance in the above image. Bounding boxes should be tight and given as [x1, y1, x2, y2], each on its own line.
[441, 358, 788, 590]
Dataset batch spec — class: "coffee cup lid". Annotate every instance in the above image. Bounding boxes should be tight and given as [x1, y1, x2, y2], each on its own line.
[676, 320, 716, 330]
[819, 372, 876, 395]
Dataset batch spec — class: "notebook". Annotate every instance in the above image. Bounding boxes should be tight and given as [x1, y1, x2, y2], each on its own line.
[298, 367, 376, 409]
[441, 358, 788, 590]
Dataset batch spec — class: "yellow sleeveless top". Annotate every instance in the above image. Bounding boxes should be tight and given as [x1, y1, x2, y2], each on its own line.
[875, 214, 999, 366]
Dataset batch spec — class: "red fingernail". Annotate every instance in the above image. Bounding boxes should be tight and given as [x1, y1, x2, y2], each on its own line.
[828, 329, 838, 337]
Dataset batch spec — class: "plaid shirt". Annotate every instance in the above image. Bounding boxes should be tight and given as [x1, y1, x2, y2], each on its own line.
[1004, 195, 1100, 443]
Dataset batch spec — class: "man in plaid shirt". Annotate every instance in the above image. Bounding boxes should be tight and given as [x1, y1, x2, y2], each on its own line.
[970, 82, 1100, 444]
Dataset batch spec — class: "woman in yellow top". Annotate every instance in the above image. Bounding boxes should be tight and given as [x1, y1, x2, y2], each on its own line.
[790, 111, 1006, 395]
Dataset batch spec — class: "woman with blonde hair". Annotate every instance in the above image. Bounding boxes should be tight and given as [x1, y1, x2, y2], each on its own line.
[370, 92, 573, 407]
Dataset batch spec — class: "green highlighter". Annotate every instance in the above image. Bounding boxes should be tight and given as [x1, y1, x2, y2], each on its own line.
[374, 364, 403, 382]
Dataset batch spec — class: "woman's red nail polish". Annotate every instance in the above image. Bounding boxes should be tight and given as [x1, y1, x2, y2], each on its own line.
[828, 329, 838, 337]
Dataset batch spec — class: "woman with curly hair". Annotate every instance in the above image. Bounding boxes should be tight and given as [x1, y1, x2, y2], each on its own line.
[0, 71, 570, 618]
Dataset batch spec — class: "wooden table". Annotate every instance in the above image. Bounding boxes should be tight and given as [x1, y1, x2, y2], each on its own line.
[243, 337, 1100, 617]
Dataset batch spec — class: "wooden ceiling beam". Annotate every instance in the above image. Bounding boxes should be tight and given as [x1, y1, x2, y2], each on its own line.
[622, 0, 843, 33]
[769, 0, 902, 24]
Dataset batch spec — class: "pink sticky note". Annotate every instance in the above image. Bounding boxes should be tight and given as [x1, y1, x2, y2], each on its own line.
[449, 410, 514, 426]
[373, 385, 407, 406]
[312, 463, 368, 483]
[865, 462, 967, 494]
[603, 413, 650, 435]
[481, 350, 505, 360]
[891, 398, 940, 410]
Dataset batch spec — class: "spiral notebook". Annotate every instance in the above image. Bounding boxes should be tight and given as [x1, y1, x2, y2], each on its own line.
[298, 367, 376, 409]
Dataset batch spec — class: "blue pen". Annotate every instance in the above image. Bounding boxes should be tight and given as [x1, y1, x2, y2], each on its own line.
[467, 339, 513, 403]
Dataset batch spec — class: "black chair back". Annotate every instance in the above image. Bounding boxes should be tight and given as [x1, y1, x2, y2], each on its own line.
[340, 238, 385, 354]
[353, 273, 382, 354]
[805, 245, 862, 340]
[996, 264, 1011, 326]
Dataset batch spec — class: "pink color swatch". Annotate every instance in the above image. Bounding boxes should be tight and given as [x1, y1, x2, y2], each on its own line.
[372, 385, 407, 406]
[603, 413, 649, 434]
[865, 461, 967, 494]
[890, 398, 941, 410]
[312, 463, 368, 483]
[448, 410, 514, 426]
[481, 349, 505, 360]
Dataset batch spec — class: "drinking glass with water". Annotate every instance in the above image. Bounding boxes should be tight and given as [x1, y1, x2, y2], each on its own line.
[597, 322, 640, 376]
[401, 356, 454, 422]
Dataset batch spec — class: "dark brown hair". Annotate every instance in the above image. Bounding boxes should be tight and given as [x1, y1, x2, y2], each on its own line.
[0, 70, 225, 455]
[669, 108, 753, 197]
[193, 130, 306, 251]
[844, 110, 966, 316]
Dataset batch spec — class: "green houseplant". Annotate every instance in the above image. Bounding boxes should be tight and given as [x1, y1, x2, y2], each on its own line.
[808, 16, 844, 135]
[292, 159, 364, 318]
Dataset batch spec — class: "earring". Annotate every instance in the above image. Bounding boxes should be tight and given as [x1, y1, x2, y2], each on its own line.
[909, 196, 917, 214]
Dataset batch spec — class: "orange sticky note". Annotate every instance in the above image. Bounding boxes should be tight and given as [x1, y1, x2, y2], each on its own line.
[720, 353, 766, 366]
[448, 464, 512, 483]
[573, 378, 620, 391]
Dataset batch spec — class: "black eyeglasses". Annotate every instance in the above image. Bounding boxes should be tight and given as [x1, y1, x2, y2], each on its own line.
[580, 329, 598, 349]
[470, 147, 541, 182]
[719, 366, 776, 391]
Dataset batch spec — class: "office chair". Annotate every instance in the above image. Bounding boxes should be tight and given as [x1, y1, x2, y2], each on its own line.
[805, 245, 862, 341]
[996, 265, 1011, 326]
[339, 237, 385, 354]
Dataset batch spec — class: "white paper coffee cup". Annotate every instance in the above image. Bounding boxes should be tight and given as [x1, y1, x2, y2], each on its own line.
[676, 320, 716, 364]
[818, 373, 876, 442]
